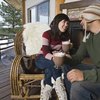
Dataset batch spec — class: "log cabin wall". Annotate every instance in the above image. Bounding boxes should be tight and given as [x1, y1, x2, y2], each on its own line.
[55, 0, 64, 14]
[60, 0, 100, 54]
[60, 0, 100, 11]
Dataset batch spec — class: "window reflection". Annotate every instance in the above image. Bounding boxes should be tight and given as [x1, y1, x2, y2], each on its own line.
[28, 1, 49, 24]
[37, 1, 49, 24]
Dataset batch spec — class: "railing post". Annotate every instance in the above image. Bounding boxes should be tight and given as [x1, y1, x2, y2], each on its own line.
[0, 34, 14, 61]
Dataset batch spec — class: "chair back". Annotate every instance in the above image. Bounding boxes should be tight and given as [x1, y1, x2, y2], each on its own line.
[22, 22, 50, 56]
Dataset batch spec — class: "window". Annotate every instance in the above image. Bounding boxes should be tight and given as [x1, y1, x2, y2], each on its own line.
[28, 0, 49, 24]
[31, 7, 37, 22]
[37, 1, 49, 23]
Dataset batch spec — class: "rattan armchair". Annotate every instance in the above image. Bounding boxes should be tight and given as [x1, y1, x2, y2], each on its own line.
[10, 23, 51, 100]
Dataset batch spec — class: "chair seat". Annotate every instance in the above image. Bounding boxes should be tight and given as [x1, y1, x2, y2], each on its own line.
[11, 94, 40, 99]
[20, 74, 44, 80]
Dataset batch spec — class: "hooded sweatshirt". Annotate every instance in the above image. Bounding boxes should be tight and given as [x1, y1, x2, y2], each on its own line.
[69, 31, 100, 82]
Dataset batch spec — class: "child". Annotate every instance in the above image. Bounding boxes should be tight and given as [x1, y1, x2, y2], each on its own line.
[35, 13, 70, 100]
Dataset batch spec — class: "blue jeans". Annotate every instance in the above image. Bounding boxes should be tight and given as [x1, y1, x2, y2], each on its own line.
[63, 63, 100, 100]
[70, 81, 100, 100]
[35, 54, 62, 86]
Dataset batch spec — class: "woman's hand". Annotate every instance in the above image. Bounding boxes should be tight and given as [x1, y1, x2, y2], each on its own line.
[67, 69, 84, 83]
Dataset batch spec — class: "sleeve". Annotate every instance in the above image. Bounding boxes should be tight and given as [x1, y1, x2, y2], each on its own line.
[83, 68, 100, 82]
[65, 42, 87, 66]
[41, 31, 53, 60]
[71, 42, 88, 65]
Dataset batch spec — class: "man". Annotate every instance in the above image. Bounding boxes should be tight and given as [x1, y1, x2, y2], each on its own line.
[65, 3, 100, 100]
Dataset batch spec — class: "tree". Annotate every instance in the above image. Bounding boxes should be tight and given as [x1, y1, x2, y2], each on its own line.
[0, 1, 22, 34]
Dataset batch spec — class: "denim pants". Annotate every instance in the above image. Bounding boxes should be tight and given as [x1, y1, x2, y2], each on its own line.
[35, 54, 62, 86]
[63, 63, 100, 100]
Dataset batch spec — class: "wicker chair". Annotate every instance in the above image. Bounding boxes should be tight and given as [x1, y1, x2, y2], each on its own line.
[10, 23, 52, 100]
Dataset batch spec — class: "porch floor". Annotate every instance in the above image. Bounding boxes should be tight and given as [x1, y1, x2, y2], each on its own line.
[0, 62, 11, 100]
[0, 48, 15, 100]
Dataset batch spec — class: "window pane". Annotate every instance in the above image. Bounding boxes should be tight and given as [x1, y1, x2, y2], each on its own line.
[31, 7, 36, 22]
[37, 1, 49, 24]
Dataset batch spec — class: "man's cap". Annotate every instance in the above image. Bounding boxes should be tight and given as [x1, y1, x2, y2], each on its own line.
[80, 3, 100, 21]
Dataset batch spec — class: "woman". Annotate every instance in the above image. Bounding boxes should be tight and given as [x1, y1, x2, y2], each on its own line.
[35, 13, 70, 100]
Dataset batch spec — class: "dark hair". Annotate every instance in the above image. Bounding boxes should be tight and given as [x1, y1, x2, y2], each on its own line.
[50, 13, 70, 40]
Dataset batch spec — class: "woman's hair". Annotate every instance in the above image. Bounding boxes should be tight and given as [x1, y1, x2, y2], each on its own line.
[50, 13, 70, 40]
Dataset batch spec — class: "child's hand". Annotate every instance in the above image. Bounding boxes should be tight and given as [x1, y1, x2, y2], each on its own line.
[65, 54, 72, 59]
[69, 43, 73, 49]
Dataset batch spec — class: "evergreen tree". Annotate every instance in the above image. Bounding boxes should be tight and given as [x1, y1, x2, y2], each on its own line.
[0, 1, 22, 34]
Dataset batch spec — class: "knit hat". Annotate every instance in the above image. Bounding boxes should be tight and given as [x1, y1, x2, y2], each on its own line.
[80, 4, 100, 21]
[80, 3, 100, 42]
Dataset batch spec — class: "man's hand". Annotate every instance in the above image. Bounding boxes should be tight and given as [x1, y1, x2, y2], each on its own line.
[67, 69, 84, 83]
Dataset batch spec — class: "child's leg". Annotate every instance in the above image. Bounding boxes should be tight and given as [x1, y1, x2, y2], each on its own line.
[35, 54, 54, 85]
[35, 54, 54, 100]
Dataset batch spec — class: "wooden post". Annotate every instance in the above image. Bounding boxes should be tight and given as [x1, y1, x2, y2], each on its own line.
[22, 0, 26, 24]
[55, 0, 65, 15]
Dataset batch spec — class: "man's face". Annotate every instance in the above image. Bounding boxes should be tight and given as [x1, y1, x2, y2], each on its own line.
[80, 18, 91, 31]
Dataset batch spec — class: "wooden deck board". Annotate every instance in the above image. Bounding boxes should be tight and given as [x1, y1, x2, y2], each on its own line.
[1, 96, 11, 100]
[0, 48, 15, 100]
[0, 65, 11, 100]
[0, 63, 11, 100]
[0, 68, 11, 100]
[0, 85, 11, 99]
[0, 80, 10, 88]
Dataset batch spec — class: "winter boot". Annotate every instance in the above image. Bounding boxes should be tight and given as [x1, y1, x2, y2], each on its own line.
[40, 80, 53, 100]
[54, 77, 68, 100]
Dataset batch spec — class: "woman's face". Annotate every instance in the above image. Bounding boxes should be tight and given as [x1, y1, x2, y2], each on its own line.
[58, 20, 69, 32]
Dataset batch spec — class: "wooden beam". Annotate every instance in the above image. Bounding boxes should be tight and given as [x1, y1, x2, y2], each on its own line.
[4, 0, 22, 10]
[60, 0, 100, 11]
[55, 0, 65, 14]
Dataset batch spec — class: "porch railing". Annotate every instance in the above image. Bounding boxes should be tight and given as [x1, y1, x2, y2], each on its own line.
[0, 34, 15, 60]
